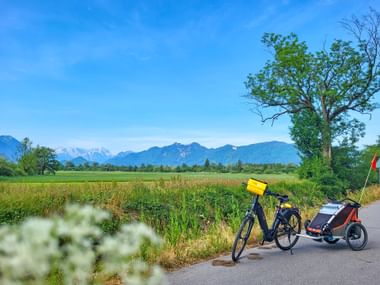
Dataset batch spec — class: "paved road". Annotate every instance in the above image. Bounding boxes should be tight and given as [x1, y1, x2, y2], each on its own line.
[168, 200, 380, 285]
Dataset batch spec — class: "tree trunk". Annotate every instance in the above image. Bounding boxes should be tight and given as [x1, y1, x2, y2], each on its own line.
[320, 95, 332, 165]
[321, 126, 332, 165]
[322, 141, 332, 164]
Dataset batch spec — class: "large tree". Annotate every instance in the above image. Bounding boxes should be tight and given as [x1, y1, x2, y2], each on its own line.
[18, 137, 37, 175]
[246, 9, 380, 164]
[18, 138, 59, 175]
[34, 146, 59, 175]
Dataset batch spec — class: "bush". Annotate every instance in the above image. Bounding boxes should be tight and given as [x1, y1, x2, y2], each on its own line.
[0, 204, 165, 285]
[314, 173, 347, 198]
[298, 156, 349, 197]
[298, 156, 330, 180]
[0, 158, 17, 176]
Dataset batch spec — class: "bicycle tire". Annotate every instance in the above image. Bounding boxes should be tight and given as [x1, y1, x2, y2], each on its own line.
[231, 216, 254, 261]
[274, 211, 301, 250]
[345, 223, 368, 251]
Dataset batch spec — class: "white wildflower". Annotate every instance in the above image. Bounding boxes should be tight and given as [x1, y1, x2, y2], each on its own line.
[0, 204, 166, 285]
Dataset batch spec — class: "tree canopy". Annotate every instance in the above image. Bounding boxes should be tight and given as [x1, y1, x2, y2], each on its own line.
[246, 9, 380, 164]
[18, 138, 59, 175]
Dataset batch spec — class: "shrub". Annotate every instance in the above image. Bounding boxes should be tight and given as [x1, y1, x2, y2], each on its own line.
[0, 204, 166, 285]
[0, 158, 17, 177]
[314, 173, 347, 198]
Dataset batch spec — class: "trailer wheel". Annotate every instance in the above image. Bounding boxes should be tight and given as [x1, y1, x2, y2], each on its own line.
[345, 223, 368, 251]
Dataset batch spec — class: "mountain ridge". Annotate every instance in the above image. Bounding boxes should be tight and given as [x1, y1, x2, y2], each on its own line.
[107, 140, 300, 166]
[0, 135, 300, 166]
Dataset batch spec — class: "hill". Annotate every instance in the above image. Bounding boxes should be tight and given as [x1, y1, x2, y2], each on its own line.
[0, 135, 22, 162]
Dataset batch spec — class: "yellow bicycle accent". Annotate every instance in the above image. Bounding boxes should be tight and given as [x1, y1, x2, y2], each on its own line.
[246, 178, 267, 196]
[281, 202, 292, 209]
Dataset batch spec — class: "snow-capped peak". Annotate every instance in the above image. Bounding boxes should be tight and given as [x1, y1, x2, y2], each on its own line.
[55, 147, 113, 163]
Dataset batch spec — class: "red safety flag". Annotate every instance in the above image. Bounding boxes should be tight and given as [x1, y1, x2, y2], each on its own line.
[371, 153, 378, 172]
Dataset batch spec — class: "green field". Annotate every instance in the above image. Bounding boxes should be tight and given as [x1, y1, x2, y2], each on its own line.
[0, 170, 298, 183]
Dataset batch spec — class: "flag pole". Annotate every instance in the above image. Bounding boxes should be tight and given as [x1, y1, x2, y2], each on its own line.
[359, 166, 372, 204]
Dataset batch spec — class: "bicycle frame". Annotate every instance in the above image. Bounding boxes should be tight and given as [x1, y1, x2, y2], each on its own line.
[231, 182, 302, 261]
[246, 195, 291, 243]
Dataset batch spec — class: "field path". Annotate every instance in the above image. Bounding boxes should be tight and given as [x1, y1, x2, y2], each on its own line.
[168, 200, 380, 285]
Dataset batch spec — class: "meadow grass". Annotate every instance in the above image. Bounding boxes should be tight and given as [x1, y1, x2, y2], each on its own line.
[0, 170, 298, 183]
[0, 172, 379, 269]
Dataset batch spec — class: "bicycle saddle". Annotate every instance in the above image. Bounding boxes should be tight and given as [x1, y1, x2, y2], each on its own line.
[278, 195, 289, 203]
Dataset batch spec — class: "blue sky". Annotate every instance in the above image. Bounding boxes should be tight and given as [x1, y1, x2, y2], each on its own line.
[1, 0, 380, 153]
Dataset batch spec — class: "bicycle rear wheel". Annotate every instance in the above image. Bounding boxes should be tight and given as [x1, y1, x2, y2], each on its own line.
[274, 211, 301, 250]
[231, 216, 254, 261]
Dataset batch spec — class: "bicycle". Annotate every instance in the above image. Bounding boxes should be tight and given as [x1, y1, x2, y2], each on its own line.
[231, 178, 302, 262]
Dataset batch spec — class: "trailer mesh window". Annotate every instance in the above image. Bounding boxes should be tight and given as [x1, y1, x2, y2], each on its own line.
[309, 213, 332, 229]
[329, 205, 353, 228]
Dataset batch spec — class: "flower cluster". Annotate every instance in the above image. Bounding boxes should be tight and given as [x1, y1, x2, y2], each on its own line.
[0, 204, 166, 285]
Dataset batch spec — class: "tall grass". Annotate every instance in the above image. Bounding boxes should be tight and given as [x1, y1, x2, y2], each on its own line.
[0, 177, 379, 269]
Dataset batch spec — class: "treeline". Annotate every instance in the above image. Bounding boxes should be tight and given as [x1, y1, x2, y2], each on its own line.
[298, 138, 380, 195]
[0, 138, 59, 176]
[60, 159, 298, 174]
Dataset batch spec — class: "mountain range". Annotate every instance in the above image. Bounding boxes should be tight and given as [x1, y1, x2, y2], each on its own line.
[0, 135, 300, 166]
[107, 141, 300, 165]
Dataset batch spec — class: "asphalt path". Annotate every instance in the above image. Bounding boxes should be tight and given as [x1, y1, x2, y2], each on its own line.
[168, 200, 380, 285]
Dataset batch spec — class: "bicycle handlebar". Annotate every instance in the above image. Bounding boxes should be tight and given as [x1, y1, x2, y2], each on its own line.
[266, 190, 289, 200]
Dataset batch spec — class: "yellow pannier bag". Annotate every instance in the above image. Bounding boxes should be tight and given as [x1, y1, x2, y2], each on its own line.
[246, 178, 268, 196]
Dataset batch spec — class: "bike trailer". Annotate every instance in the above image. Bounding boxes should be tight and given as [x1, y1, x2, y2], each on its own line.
[306, 201, 360, 236]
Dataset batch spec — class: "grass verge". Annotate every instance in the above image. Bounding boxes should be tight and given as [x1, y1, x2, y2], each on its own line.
[0, 177, 379, 270]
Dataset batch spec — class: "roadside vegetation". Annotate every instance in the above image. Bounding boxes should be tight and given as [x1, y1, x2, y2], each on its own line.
[0, 175, 379, 269]
[0, 178, 315, 268]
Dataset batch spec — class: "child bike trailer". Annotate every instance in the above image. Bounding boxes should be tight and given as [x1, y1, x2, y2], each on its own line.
[303, 198, 368, 251]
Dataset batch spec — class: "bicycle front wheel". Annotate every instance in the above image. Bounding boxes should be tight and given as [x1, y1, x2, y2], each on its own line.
[274, 211, 301, 250]
[231, 216, 254, 261]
